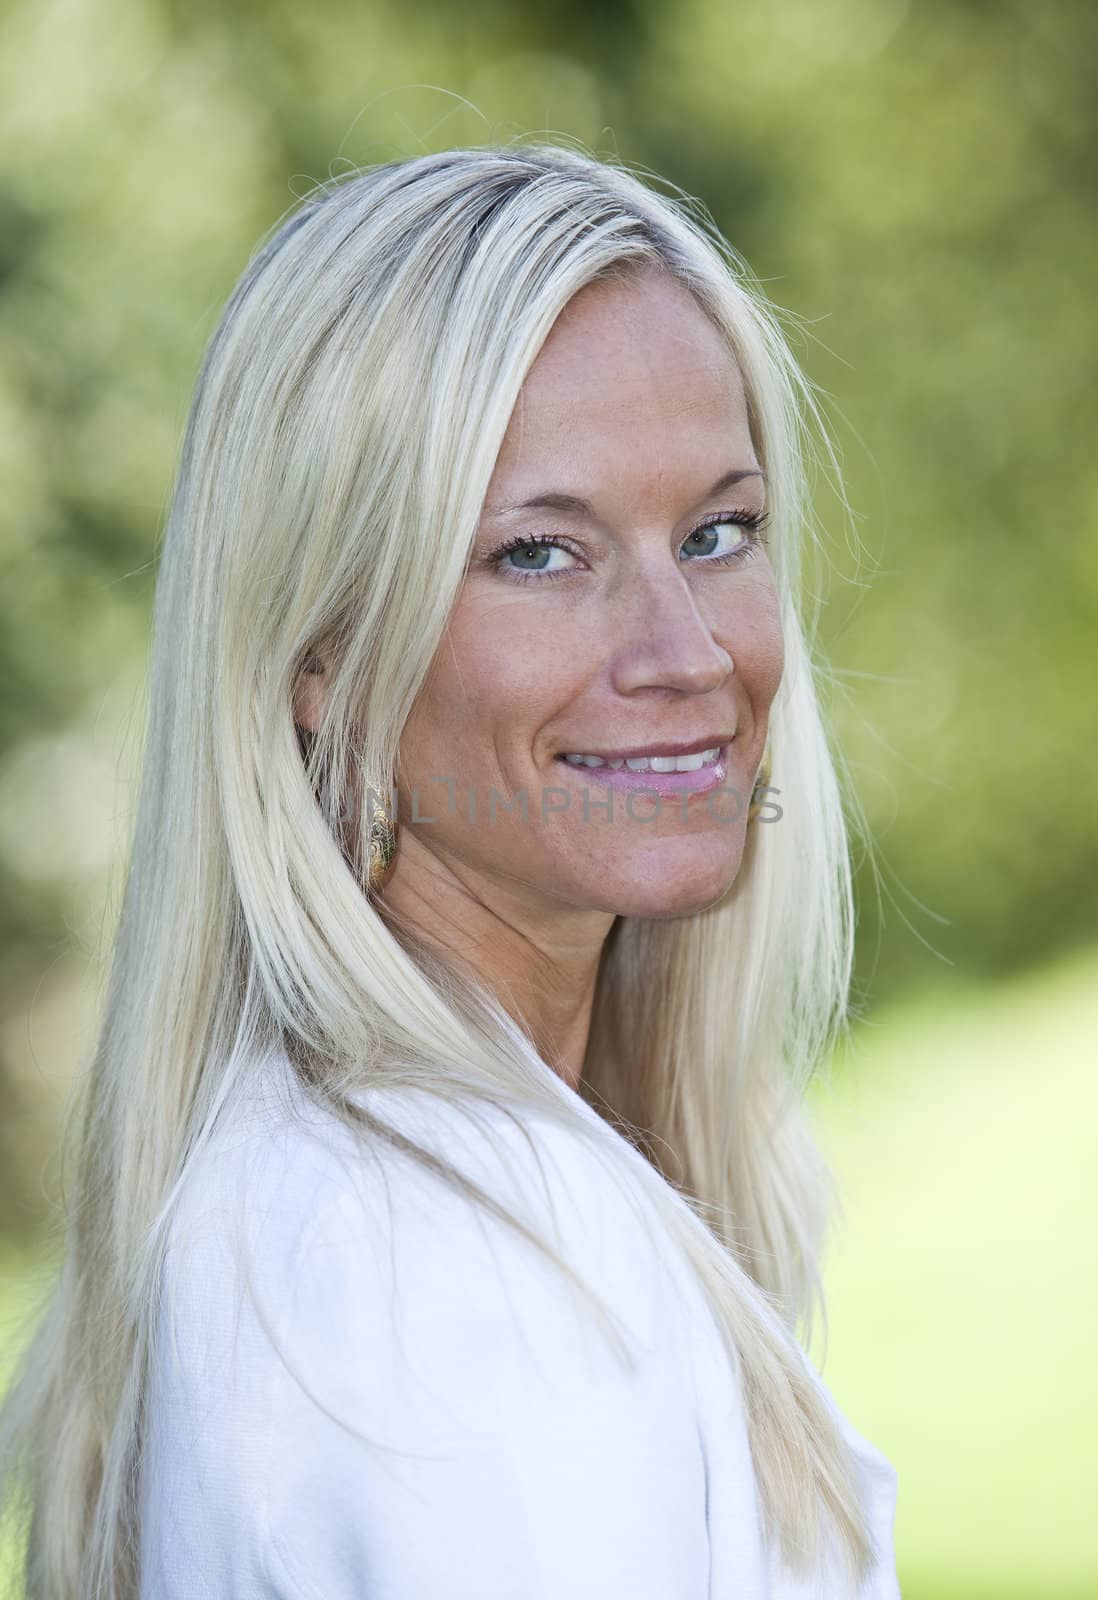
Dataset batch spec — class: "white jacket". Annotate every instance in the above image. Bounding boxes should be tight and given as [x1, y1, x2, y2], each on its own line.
[139, 1047, 900, 1598]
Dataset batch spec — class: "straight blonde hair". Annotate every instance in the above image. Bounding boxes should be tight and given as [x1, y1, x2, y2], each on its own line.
[0, 140, 876, 1596]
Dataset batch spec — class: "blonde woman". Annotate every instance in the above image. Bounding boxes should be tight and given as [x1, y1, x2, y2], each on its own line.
[0, 142, 901, 1597]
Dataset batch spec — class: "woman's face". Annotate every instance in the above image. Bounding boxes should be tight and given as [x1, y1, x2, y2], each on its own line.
[396, 267, 784, 921]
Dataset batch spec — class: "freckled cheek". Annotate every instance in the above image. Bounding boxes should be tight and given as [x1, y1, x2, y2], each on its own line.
[413, 602, 584, 770]
[707, 582, 785, 705]
[758, 621, 786, 705]
[763, 583, 787, 698]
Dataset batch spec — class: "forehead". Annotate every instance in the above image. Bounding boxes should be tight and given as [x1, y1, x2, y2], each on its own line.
[492, 270, 754, 490]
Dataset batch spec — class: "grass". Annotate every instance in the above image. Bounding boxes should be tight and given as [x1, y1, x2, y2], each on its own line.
[0, 1239, 56, 1597]
[808, 942, 1098, 1598]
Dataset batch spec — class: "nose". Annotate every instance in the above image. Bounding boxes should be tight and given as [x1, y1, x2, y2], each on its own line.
[607, 560, 734, 697]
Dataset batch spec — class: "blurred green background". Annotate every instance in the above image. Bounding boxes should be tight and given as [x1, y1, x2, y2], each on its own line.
[0, 0, 1094, 1594]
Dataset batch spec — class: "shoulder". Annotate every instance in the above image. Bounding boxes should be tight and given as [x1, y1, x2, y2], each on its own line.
[161, 1060, 679, 1364]
[141, 1057, 710, 1597]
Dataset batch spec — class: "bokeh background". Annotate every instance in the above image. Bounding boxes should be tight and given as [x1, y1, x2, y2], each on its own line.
[1, 1, 1094, 1594]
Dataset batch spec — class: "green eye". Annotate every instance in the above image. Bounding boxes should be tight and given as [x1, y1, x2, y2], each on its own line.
[680, 511, 770, 563]
[508, 542, 554, 570]
[490, 536, 577, 582]
[681, 525, 725, 558]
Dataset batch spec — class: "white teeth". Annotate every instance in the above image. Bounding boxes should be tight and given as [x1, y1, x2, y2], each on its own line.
[562, 746, 721, 772]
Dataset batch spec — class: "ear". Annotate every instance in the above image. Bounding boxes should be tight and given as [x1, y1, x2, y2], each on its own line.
[293, 649, 331, 734]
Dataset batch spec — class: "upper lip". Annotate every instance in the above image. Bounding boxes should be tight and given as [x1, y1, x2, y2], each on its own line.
[558, 735, 734, 760]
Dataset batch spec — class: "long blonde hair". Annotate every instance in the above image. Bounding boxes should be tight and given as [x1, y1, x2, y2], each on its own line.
[0, 140, 874, 1596]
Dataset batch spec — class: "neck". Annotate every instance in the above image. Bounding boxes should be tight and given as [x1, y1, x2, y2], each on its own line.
[378, 831, 614, 1092]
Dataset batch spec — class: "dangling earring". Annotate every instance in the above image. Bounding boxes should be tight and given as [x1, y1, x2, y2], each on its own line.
[747, 741, 773, 823]
[365, 782, 398, 893]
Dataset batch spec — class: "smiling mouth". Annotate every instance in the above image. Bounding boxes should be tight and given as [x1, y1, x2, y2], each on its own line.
[552, 743, 731, 797]
[558, 747, 721, 774]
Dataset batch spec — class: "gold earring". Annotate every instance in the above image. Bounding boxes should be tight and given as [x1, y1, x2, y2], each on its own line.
[365, 783, 398, 893]
[747, 742, 772, 823]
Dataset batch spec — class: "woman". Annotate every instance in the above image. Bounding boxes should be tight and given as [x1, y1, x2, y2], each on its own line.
[0, 142, 900, 1597]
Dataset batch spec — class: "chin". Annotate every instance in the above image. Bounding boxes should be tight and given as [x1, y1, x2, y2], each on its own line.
[582, 840, 745, 920]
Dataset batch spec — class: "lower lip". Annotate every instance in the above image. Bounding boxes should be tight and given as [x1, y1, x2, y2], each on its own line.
[553, 746, 729, 797]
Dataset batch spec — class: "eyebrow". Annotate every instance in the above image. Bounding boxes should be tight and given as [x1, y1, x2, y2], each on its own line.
[484, 467, 767, 519]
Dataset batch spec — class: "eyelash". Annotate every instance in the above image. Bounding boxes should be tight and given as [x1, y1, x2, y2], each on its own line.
[487, 508, 771, 585]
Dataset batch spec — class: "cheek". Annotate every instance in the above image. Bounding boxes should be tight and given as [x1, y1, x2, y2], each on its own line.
[403, 592, 572, 765]
[756, 597, 785, 702]
[707, 569, 785, 703]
